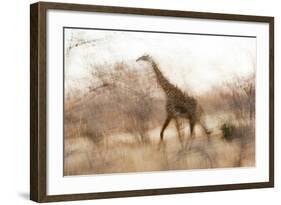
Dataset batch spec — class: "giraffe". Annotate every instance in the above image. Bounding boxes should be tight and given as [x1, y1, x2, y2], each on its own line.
[136, 54, 210, 148]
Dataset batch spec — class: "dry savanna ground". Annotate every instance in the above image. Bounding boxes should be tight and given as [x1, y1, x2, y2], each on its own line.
[64, 62, 255, 176]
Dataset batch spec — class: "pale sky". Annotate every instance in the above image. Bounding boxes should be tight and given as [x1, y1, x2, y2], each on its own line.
[65, 28, 256, 95]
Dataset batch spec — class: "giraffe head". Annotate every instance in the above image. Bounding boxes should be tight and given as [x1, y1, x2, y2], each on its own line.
[136, 54, 152, 62]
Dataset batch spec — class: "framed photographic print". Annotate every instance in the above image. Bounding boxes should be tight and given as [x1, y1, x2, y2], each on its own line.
[30, 1, 274, 202]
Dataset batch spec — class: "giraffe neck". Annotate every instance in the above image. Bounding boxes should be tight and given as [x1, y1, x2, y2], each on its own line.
[149, 60, 177, 94]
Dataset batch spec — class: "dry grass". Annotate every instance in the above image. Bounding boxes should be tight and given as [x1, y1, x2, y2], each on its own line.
[64, 62, 255, 176]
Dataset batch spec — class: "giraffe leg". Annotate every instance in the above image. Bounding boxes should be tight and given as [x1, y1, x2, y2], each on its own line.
[159, 116, 172, 145]
[190, 120, 195, 137]
[199, 119, 211, 142]
[185, 119, 196, 150]
[175, 119, 184, 148]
